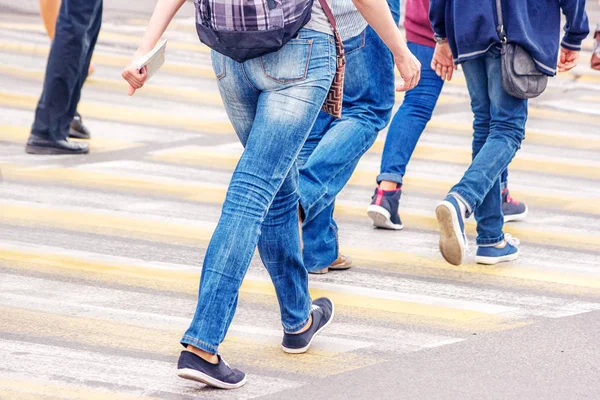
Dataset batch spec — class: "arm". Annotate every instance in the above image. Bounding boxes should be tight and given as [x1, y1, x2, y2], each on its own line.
[429, 0, 447, 41]
[122, 0, 186, 95]
[557, 0, 589, 72]
[559, 0, 589, 52]
[351, 0, 421, 90]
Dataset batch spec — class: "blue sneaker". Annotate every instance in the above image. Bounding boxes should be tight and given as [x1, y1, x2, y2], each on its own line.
[367, 187, 403, 230]
[177, 351, 246, 389]
[502, 189, 528, 222]
[435, 195, 468, 266]
[476, 234, 520, 265]
[282, 298, 334, 354]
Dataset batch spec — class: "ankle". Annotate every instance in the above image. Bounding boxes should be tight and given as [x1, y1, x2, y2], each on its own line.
[185, 345, 219, 364]
[379, 181, 401, 191]
[288, 315, 312, 335]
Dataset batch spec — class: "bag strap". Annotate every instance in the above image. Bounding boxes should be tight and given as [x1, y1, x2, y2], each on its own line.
[495, 0, 507, 42]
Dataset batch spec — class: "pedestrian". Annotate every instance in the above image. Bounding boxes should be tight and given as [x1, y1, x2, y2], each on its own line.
[367, 0, 527, 233]
[26, 0, 102, 154]
[297, 0, 405, 275]
[430, 0, 588, 266]
[592, 0, 600, 71]
[122, 0, 420, 390]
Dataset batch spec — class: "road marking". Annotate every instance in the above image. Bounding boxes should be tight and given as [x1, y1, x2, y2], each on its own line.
[2, 165, 599, 249]
[0, 125, 140, 152]
[371, 119, 600, 150]
[0, 245, 509, 324]
[0, 41, 216, 78]
[0, 63, 224, 106]
[0, 22, 210, 53]
[0, 91, 233, 134]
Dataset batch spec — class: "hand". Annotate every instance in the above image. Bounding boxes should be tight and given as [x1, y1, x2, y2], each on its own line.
[122, 51, 148, 96]
[431, 41, 457, 81]
[394, 48, 421, 92]
[557, 47, 580, 72]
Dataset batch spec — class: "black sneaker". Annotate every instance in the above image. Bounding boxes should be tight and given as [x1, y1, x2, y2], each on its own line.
[69, 112, 91, 140]
[502, 189, 528, 222]
[367, 187, 403, 230]
[282, 298, 334, 354]
[177, 350, 246, 389]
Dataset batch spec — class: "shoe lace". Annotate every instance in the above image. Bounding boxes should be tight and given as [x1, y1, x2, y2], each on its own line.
[504, 233, 520, 246]
[506, 193, 519, 205]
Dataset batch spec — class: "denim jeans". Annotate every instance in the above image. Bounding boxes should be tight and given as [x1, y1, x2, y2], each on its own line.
[297, 0, 400, 272]
[377, 42, 444, 184]
[181, 29, 335, 354]
[378, 43, 511, 186]
[31, 0, 102, 142]
[450, 46, 528, 246]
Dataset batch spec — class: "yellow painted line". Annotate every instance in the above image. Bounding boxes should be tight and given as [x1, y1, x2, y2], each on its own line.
[371, 119, 600, 151]
[528, 106, 600, 127]
[334, 203, 600, 252]
[0, 22, 209, 53]
[1, 194, 599, 287]
[0, 125, 140, 152]
[579, 95, 600, 102]
[348, 170, 600, 215]
[0, 41, 215, 79]
[151, 143, 600, 181]
[0, 249, 506, 327]
[0, 378, 160, 400]
[0, 91, 233, 134]
[0, 64, 223, 106]
[0, 305, 374, 376]
[340, 247, 600, 294]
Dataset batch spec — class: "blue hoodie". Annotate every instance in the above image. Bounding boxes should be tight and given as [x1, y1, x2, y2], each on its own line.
[429, 0, 589, 76]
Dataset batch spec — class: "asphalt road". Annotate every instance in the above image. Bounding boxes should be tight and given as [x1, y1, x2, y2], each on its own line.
[0, 1, 599, 399]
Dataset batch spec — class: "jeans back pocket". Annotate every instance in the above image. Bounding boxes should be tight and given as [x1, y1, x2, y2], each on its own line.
[261, 38, 313, 83]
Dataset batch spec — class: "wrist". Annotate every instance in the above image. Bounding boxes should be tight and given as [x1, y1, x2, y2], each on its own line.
[434, 35, 447, 45]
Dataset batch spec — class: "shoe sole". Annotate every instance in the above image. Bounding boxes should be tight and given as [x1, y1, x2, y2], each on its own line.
[504, 206, 528, 223]
[68, 127, 91, 140]
[436, 201, 466, 266]
[475, 249, 520, 265]
[308, 268, 329, 275]
[25, 144, 89, 155]
[367, 205, 403, 230]
[281, 301, 335, 354]
[177, 368, 247, 390]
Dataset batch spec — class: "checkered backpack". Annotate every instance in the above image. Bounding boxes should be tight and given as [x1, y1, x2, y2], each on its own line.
[194, 0, 314, 63]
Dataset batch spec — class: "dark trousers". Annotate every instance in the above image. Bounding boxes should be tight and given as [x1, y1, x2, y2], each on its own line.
[31, 0, 103, 141]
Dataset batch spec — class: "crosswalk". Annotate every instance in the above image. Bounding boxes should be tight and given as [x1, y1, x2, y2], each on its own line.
[1, 6, 600, 399]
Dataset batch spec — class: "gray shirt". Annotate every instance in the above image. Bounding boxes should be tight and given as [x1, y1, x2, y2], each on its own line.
[304, 0, 368, 41]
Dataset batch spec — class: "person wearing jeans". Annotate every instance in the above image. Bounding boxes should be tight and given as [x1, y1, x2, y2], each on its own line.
[298, 0, 402, 274]
[368, 0, 527, 233]
[430, 0, 588, 266]
[26, 0, 101, 155]
[122, 0, 419, 389]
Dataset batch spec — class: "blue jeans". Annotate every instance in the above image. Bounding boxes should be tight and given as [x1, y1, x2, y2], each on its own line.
[297, 1, 400, 272]
[181, 29, 335, 354]
[377, 42, 444, 184]
[451, 46, 528, 246]
[378, 43, 511, 188]
[31, 0, 102, 141]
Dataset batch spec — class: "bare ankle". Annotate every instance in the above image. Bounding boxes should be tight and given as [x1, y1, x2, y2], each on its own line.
[185, 345, 219, 364]
[379, 181, 400, 191]
[289, 315, 312, 334]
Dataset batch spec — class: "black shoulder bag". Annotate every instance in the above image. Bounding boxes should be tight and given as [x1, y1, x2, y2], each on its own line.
[496, 0, 548, 99]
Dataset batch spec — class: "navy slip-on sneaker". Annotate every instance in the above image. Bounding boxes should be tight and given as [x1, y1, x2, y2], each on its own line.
[367, 187, 403, 230]
[177, 350, 246, 389]
[502, 189, 528, 222]
[282, 298, 334, 354]
[435, 195, 468, 266]
[476, 234, 520, 265]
